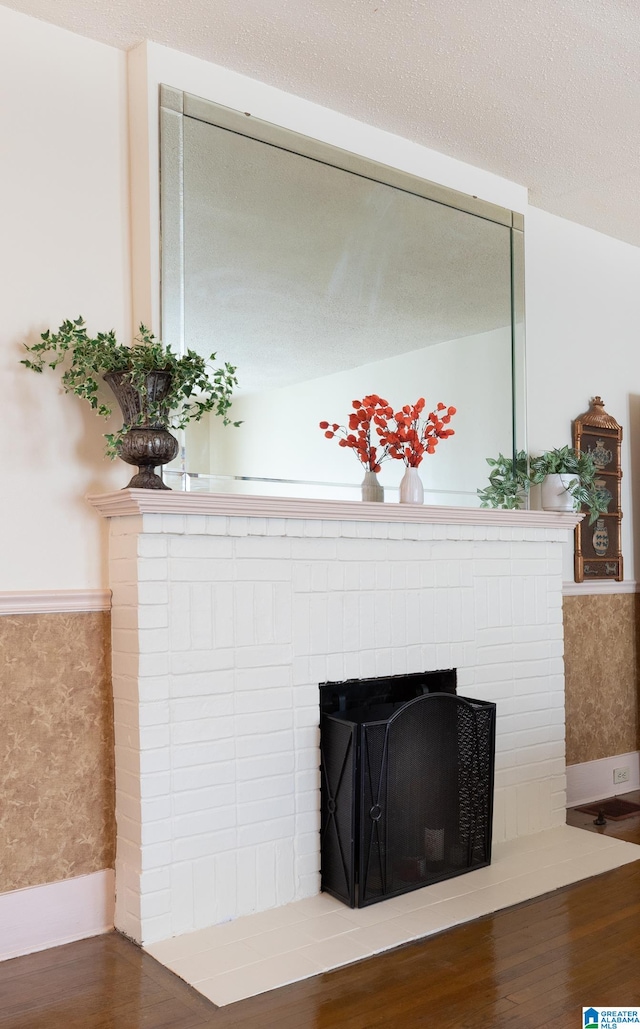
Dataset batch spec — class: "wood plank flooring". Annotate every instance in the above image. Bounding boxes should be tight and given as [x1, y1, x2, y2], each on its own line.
[2, 810, 640, 1029]
[566, 788, 640, 845]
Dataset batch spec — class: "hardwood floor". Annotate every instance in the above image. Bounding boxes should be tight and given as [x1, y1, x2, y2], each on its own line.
[2, 811, 640, 1029]
[566, 788, 640, 846]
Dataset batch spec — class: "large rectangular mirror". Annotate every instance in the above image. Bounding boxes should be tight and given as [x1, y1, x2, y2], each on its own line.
[160, 85, 525, 504]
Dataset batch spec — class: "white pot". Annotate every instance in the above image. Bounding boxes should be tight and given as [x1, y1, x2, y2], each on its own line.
[399, 467, 424, 505]
[540, 473, 576, 513]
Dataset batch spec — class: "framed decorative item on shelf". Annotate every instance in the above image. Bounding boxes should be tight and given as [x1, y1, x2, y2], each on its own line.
[573, 396, 623, 582]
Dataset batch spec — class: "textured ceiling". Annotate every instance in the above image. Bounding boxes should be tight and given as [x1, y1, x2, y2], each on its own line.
[5, 0, 640, 247]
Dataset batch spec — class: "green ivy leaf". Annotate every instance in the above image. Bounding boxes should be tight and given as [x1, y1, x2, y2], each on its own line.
[21, 317, 240, 458]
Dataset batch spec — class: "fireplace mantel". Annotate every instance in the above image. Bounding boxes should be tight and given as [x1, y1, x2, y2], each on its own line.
[88, 488, 583, 528]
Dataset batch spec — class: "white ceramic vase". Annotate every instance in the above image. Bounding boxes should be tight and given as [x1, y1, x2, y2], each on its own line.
[399, 466, 424, 505]
[361, 469, 384, 502]
[540, 473, 575, 513]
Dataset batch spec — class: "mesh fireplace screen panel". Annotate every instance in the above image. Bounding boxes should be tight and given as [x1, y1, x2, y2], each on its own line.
[320, 716, 357, 905]
[321, 689, 496, 907]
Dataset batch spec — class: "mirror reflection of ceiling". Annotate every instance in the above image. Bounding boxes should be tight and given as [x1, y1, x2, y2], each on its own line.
[183, 119, 512, 394]
[5, 0, 640, 246]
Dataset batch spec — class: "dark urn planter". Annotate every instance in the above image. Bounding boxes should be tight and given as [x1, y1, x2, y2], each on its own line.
[104, 370, 179, 490]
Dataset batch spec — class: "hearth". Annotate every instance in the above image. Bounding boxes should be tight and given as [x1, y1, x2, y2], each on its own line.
[320, 670, 496, 907]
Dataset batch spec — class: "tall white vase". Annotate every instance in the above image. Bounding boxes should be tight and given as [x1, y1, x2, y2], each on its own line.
[399, 466, 424, 504]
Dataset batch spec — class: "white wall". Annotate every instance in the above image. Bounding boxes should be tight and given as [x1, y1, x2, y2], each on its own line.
[0, 5, 131, 591]
[525, 206, 640, 580]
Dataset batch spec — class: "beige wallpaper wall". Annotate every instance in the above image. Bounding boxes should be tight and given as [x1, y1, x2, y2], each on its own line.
[563, 593, 640, 766]
[0, 611, 115, 893]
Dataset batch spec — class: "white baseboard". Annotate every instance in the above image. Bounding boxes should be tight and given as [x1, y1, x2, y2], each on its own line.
[0, 869, 115, 962]
[566, 751, 640, 807]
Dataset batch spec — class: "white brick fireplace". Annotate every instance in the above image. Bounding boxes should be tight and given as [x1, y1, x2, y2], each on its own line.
[90, 491, 579, 946]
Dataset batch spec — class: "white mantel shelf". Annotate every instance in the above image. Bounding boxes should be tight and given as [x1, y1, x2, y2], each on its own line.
[87, 488, 583, 528]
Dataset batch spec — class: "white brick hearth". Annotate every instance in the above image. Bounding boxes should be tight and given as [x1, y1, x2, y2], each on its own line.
[90, 492, 582, 948]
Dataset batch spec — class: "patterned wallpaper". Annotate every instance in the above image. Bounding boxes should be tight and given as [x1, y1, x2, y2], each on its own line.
[0, 611, 115, 893]
[563, 593, 640, 766]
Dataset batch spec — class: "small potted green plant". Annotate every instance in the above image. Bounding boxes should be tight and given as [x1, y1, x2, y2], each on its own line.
[22, 317, 240, 489]
[528, 445, 611, 524]
[478, 445, 611, 524]
[477, 450, 529, 510]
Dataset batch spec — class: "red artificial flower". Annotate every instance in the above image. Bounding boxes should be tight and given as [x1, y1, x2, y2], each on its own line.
[320, 396, 456, 471]
[319, 396, 394, 471]
[376, 398, 457, 467]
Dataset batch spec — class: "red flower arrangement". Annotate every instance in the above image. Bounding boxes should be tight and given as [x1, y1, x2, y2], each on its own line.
[319, 395, 393, 472]
[320, 395, 456, 471]
[379, 399, 457, 467]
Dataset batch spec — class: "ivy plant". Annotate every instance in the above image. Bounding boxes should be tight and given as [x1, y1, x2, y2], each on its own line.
[22, 317, 240, 457]
[478, 444, 611, 524]
[477, 450, 530, 510]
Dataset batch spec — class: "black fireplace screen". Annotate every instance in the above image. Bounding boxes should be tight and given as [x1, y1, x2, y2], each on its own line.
[320, 671, 496, 907]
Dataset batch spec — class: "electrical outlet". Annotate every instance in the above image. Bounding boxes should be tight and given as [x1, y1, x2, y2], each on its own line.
[613, 766, 630, 785]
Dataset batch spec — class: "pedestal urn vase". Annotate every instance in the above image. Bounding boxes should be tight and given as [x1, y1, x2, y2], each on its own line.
[104, 370, 179, 489]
